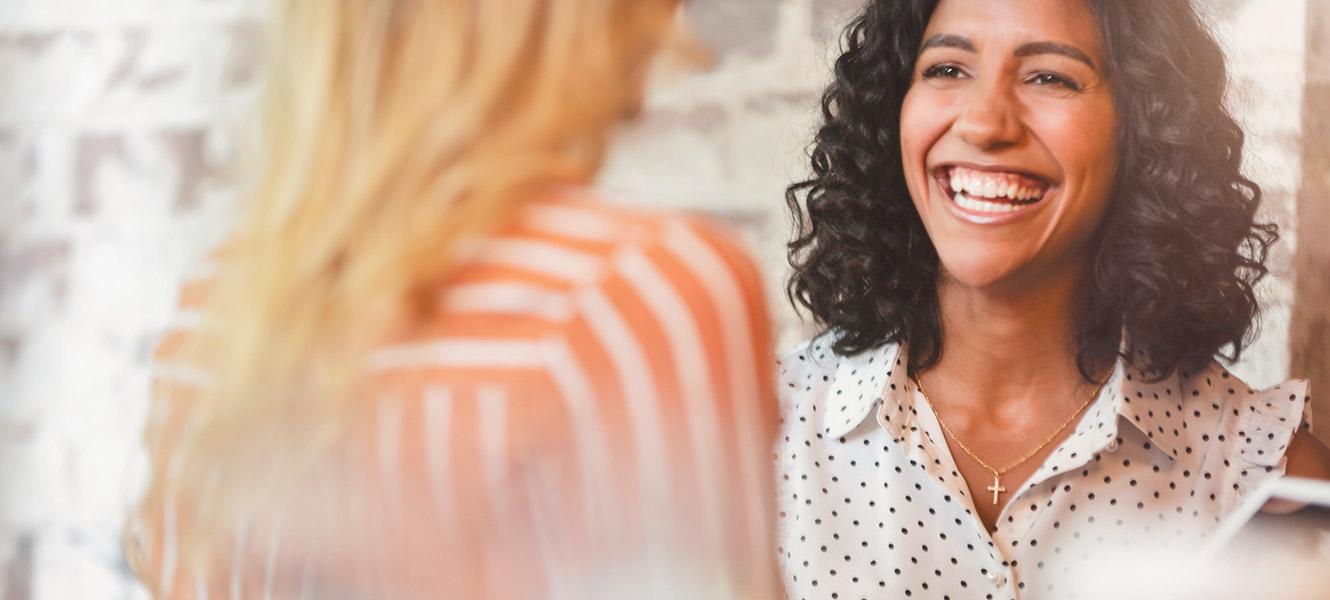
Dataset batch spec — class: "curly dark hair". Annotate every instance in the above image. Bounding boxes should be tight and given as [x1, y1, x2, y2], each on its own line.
[786, 0, 1278, 381]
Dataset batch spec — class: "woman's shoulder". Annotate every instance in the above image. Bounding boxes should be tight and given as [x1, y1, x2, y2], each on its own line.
[777, 334, 903, 394]
[521, 187, 750, 248]
[480, 188, 764, 293]
[379, 189, 771, 380]
[777, 335, 906, 437]
[1167, 361, 1312, 469]
[778, 336, 843, 395]
[1182, 362, 1310, 427]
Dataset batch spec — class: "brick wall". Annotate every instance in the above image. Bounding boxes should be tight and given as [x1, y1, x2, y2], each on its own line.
[0, 2, 258, 598]
[0, 1, 1311, 597]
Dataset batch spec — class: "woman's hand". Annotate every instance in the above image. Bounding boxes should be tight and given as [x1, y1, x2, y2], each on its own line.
[1261, 430, 1330, 514]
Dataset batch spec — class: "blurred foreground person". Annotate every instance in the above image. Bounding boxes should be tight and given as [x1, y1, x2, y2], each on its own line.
[128, 1, 779, 598]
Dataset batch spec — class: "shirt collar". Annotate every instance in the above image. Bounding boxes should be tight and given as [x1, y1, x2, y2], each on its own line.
[1109, 358, 1219, 461]
[821, 340, 910, 439]
[821, 338, 1190, 461]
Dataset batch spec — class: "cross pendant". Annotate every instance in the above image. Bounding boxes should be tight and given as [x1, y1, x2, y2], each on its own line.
[987, 474, 1006, 505]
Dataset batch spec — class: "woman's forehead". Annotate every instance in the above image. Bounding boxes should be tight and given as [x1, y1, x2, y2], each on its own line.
[922, 0, 1106, 62]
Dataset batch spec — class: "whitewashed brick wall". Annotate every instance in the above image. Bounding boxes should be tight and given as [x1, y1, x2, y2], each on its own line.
[0, 1, 1306, 597]
[0, 2, 258, 598]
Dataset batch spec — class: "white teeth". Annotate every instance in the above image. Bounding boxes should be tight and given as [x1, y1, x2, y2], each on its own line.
[945, 166, 1047, 203]
[954, 193, 1025, 214]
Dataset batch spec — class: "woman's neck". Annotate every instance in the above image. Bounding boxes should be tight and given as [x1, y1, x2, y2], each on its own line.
[922, 268, 1096, 420]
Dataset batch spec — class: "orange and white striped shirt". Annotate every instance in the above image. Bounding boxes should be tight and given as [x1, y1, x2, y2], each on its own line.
[133, 189, 781, 598]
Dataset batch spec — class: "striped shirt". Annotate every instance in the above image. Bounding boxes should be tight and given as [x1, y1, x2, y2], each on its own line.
[131, 190, 781, 599]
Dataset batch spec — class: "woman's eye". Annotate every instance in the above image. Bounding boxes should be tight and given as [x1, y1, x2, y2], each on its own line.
[922, 64, 966, 80]
[1027, 72, 1081, 92]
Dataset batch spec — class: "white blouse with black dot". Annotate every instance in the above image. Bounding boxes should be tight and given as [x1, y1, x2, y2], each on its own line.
[776, 339, 1312, 600]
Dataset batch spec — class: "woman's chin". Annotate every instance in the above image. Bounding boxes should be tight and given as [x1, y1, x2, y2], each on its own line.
[937, 253, 1026, 291]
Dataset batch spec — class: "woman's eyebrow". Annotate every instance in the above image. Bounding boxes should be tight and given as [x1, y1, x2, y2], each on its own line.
[1013, 41, 1097, 70]
[919, 34, 976, 53]
[919, 34, 1098, 71]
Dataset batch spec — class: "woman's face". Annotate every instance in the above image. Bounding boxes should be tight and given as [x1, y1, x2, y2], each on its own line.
[900, 0, 1117, 291]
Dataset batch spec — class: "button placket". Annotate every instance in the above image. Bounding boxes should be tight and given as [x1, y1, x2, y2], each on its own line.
[983, 564, 1014, 596]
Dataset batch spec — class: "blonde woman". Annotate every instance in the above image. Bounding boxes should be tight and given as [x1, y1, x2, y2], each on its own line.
[128, 1, 779, 598]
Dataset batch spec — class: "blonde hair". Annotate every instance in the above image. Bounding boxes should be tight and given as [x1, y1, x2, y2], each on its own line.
[146, 0, 680, 577]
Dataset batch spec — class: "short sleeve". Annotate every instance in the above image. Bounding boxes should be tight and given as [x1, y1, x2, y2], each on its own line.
[1229, 379, 1312, 470]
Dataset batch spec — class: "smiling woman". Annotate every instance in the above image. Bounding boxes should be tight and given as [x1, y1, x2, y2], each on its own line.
[779, 0, 1329, 598]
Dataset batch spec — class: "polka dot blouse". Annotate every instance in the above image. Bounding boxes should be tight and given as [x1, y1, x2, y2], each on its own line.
[776, 339, 1312, 600]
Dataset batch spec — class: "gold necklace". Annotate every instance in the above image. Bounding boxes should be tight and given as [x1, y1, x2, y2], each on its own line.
[912, 375, 1106, 506]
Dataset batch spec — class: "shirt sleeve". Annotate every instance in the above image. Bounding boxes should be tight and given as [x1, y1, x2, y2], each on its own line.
[1223, 378, 1312, 508]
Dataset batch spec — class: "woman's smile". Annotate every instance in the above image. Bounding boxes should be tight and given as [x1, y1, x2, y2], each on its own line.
[932, 163, 1056, 225]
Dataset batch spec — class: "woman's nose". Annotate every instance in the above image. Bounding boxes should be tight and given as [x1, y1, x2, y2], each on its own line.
[952, 80, 1023, 150]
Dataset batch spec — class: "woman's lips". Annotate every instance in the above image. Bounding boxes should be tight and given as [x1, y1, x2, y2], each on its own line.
[932, 165, 1055, 225]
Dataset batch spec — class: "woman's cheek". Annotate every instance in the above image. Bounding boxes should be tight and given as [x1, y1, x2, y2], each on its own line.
[900, 91, 954, 187]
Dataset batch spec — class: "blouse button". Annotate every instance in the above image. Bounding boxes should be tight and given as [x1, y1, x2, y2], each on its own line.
[1106, 439, 1120, 451]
